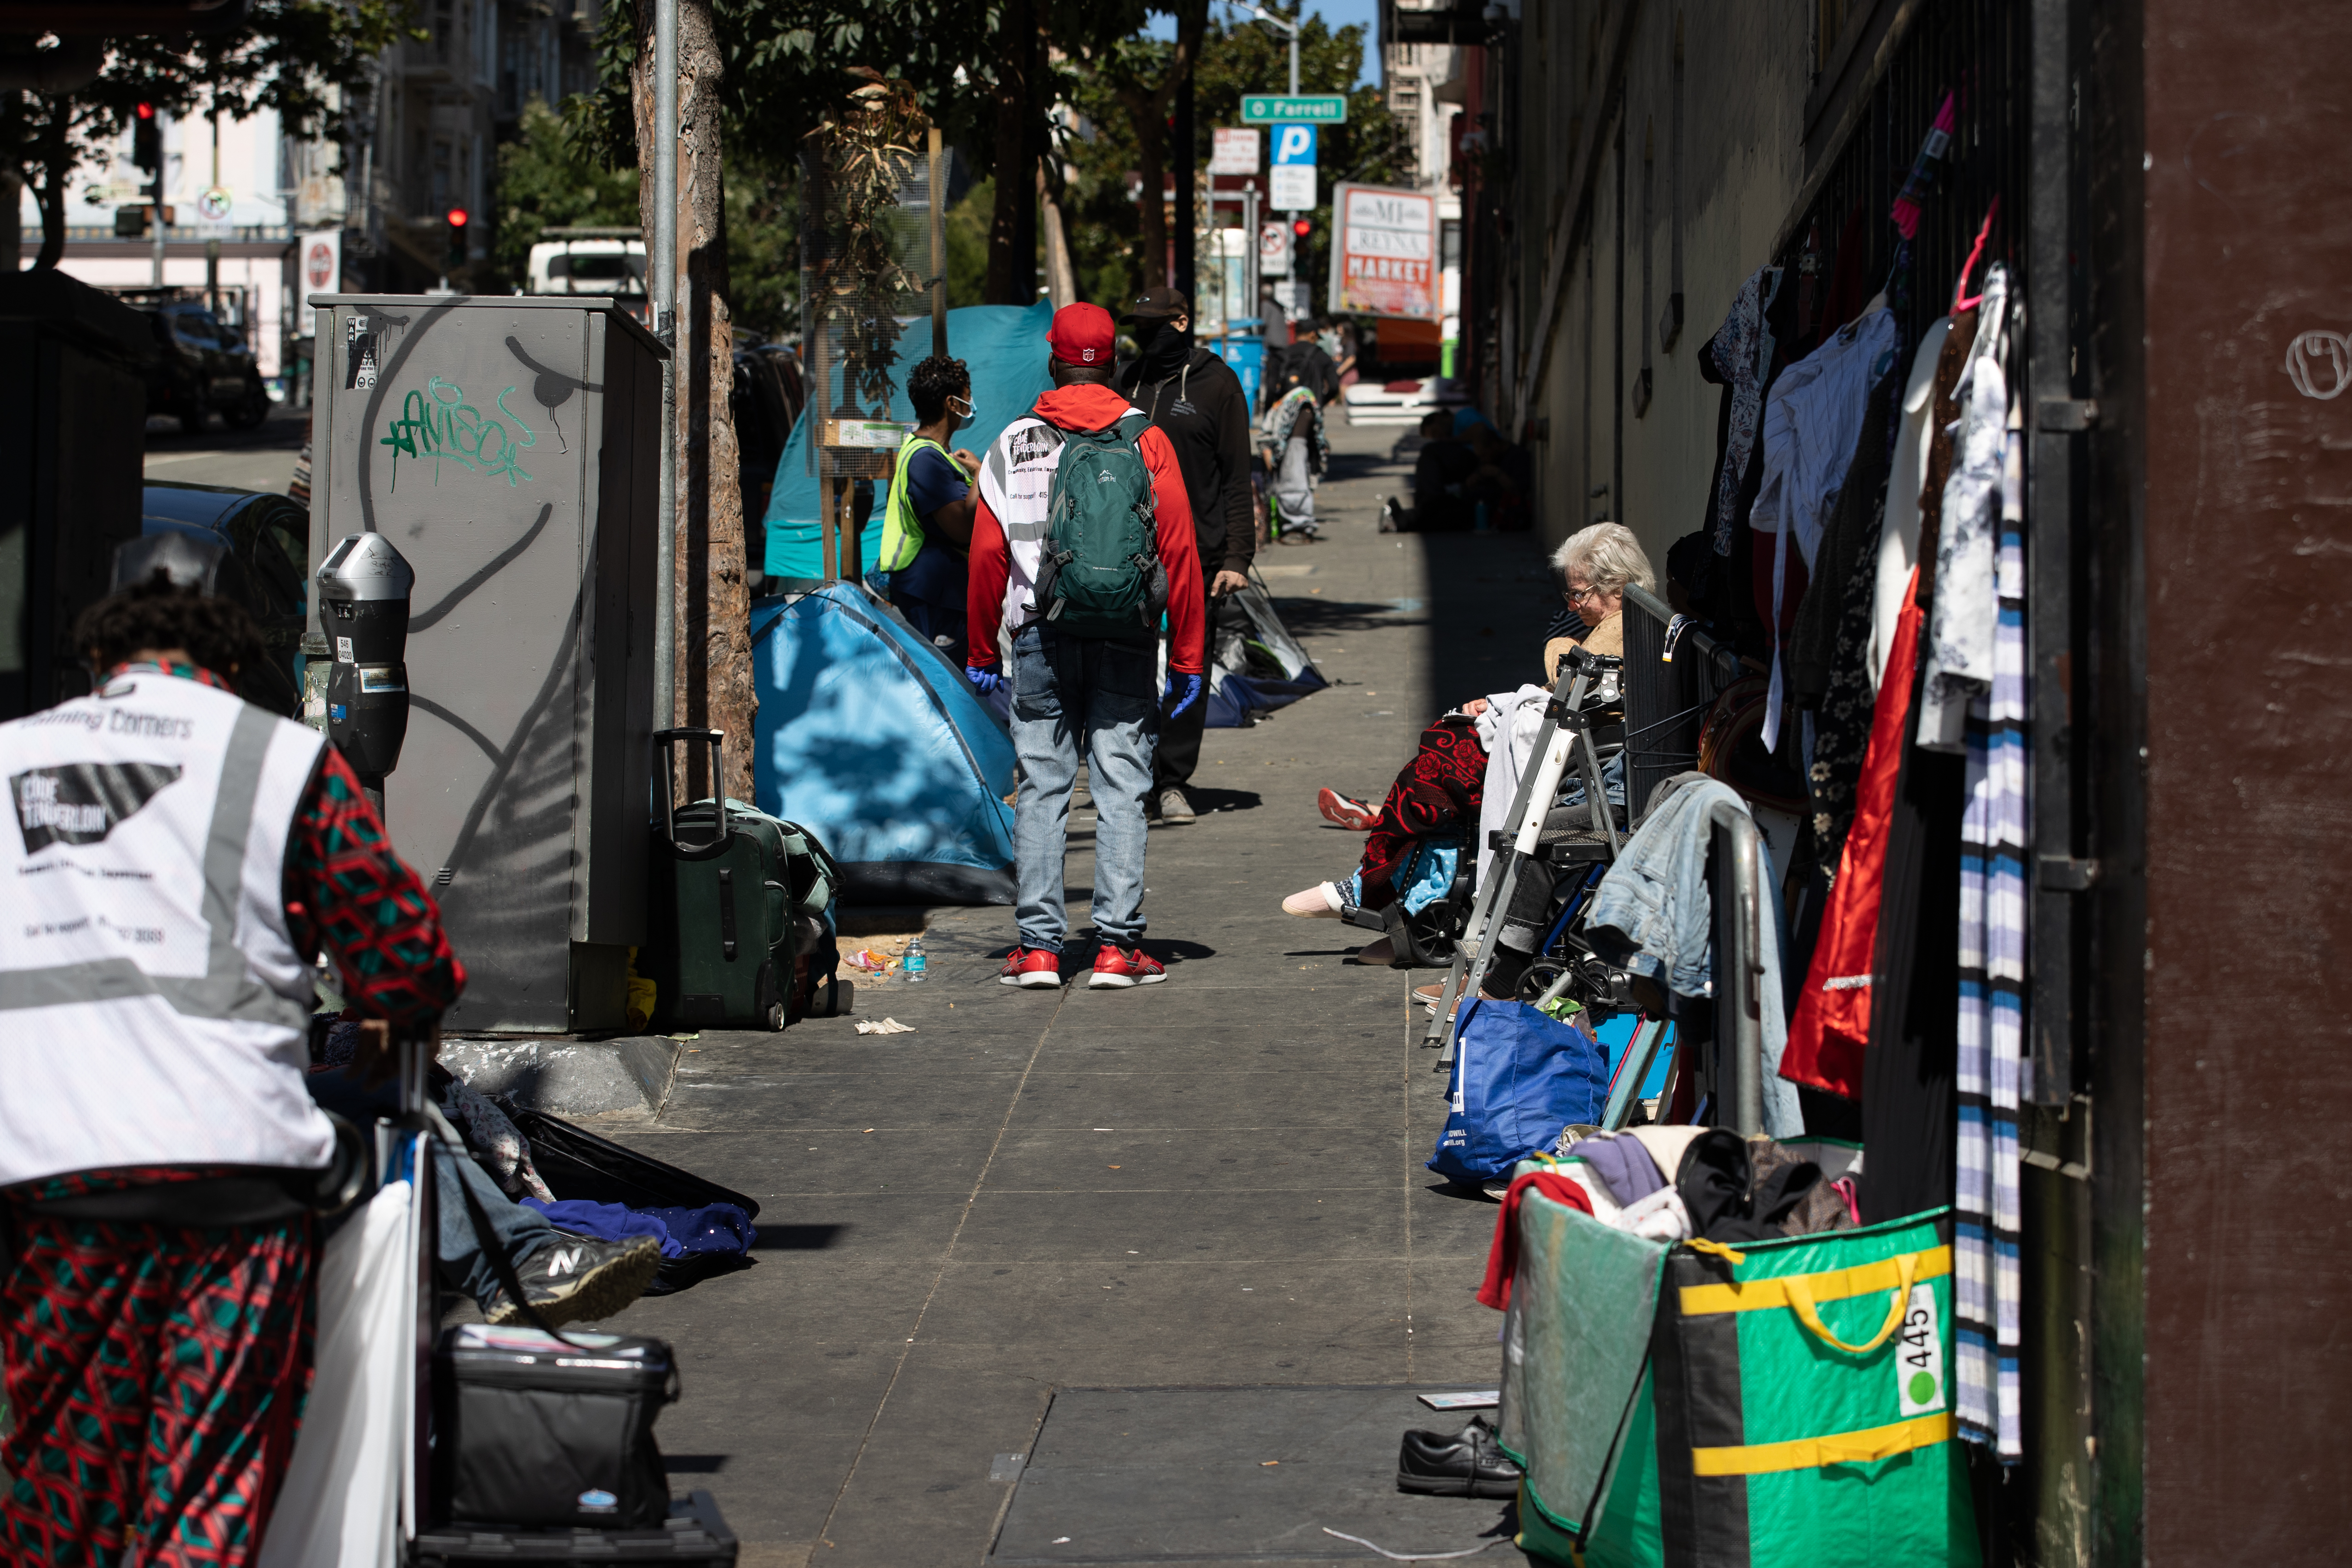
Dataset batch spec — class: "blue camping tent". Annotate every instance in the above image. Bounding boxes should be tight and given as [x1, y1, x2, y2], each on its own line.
[750, 583, 1017, 904]
[762, 300, 1057, 580]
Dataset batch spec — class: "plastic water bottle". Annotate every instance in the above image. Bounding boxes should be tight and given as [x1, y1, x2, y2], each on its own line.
[902, 936, 928, 982]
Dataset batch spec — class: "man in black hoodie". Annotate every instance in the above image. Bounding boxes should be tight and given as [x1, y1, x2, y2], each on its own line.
[1116, 287, 1254, 824]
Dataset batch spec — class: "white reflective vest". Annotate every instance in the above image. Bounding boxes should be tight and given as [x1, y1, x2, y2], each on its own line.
[0, 669, 335, 1187]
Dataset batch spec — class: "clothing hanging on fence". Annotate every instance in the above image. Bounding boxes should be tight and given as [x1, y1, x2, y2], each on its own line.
[1781, 576, 1924, 1099]
[1858, 656, 1967, 1226]
[1750, 306, 1900, 752]
[1790, 363, 1902, 705]
[1871, 317, 1958, 692]
[1700, 267, 1785, 555]
[1955, 407, 2029, 1461]
[1805, 479, 1897, 873]
[1918, 266, 2014, 750]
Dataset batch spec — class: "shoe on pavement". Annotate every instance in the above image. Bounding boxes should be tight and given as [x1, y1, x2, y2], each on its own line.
[1395, 1416, 1523, 1499]
[1282, 882, 1345, 918]
[1317, 787, 1378, 830]
[1158, 787, 1196, 824]
[485, 1234, 662, 1329]
[1090, 945, 1168, 988]
[999, 947, 1062, 988]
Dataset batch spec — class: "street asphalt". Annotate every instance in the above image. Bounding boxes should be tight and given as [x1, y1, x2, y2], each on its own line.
[602, 405, 1564, 1566]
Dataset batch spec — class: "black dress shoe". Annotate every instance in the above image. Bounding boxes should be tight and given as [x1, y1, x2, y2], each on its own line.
[1396, 1415, 1522, 1498]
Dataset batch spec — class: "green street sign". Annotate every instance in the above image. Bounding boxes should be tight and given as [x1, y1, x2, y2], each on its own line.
[1240, 94, 1347, 125]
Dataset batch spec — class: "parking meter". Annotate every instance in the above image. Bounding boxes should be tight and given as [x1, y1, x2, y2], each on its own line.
[316, 532, 415, 798]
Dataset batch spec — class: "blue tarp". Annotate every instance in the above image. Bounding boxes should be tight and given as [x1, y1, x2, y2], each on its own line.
[762, 300, 1057, 580]
[749, 582, 1017, 906]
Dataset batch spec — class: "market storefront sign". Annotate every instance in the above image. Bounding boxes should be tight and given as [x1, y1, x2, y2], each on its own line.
[1328, 183, 1440, 321]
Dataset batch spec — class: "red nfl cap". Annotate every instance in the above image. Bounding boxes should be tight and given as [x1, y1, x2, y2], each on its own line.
[1047, 302, 1117, 366]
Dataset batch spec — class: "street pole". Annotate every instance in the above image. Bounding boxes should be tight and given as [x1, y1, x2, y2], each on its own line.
[1289, 33, 1298, 96]
[928, 126, 947, 359]
[151, 109, 166, 287]
[651, 0, 679, 732]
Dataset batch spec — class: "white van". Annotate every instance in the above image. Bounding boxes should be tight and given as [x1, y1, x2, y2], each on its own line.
[527, 228, 647, 310]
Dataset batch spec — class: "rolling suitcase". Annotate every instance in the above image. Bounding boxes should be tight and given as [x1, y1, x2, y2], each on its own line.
[645, 729, 794, 1032]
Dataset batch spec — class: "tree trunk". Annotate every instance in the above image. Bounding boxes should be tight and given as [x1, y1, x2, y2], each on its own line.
[633, 0, 753, 804]
[983, 0, 1039, 305]
[31, 108, 68, 271]
[1126, 85, 1166, 292]
[1038, 161, 1075, 309]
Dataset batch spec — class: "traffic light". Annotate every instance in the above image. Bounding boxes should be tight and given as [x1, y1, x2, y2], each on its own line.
[132, 103, 160, 193]
[444, 207, 468, 276]
[1291, 217, 1312, 239]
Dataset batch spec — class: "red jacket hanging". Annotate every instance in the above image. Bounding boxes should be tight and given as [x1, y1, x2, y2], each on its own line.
[1779, 569, 1923, 1098]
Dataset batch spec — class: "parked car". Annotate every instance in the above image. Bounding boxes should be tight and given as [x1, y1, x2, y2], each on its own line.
[139, 481, 310, 717]
[144, 301, 270, 432]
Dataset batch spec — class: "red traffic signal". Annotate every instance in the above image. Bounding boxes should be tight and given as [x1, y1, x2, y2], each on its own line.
[135, 101, 154, 120]
[446, 207, 469, 229]
[1291, 218, 1312, 237]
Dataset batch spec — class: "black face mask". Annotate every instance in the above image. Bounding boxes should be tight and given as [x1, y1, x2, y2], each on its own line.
[1136, 319, 1191, 380]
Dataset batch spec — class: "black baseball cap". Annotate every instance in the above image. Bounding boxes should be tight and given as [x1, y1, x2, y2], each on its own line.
[1121, 287, 1191, 322]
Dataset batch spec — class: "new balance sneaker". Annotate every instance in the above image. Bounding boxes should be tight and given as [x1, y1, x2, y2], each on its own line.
[998, 947, 1062, 988]
[485, 1233, 662, 1329]
[1317, 787, 1378, 830]
[1090, 945, 1167, 988]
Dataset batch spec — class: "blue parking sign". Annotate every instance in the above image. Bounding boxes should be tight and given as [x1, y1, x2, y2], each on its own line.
[1271, 123, 1317, 166]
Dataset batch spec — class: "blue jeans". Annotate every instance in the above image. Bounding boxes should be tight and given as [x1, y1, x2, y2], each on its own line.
[1008, 625, 1159, 952]
[305, 1067, 558, 1306]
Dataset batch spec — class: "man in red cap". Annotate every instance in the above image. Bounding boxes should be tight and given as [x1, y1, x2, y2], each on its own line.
[965, 302, 1205, 990]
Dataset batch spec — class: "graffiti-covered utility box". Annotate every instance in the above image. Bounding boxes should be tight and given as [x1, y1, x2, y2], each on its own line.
[307, 294, 666, 1033]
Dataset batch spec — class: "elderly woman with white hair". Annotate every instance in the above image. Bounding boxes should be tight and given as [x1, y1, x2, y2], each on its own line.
[1289, 522, 1658, 968]
[1540, 520, 1655, 672]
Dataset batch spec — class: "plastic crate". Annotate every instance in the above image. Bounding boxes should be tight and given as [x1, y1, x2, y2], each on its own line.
[408, 1489, 738, 1564]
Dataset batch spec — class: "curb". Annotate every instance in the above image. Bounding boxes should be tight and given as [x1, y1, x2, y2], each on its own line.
[440, 1035, 683, 1118]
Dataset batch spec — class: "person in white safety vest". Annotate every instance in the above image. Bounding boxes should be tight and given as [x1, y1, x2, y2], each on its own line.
[0, 567, 465, 1564]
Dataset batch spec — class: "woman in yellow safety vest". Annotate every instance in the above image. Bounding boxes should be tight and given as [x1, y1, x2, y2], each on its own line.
[876, 354, 983, 663]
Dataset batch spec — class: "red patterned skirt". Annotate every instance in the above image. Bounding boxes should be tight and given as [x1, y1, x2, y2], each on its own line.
[2, 1175, 314, 1568]
[1356, 716, 1487, 909]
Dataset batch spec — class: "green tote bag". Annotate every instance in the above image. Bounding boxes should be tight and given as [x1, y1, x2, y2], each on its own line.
[1513, 1207, 1978, 1568]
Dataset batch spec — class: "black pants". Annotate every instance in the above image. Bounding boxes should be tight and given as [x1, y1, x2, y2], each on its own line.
[1154, 567, 1213, 793]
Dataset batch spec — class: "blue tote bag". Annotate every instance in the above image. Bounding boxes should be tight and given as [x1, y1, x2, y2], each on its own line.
[1428, 1000, 1611, 1184]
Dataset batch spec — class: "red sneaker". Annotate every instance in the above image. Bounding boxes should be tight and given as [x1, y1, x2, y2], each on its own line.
[1318, 787, 1378, 831]
[1089, 944, 1168, 989]
[998, 947, 1062, 988]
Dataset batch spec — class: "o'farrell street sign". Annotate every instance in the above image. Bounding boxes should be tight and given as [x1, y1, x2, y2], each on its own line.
[1240, 94, 1347, 125]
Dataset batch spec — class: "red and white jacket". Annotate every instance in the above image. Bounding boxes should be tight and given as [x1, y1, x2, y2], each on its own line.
[965, 383, 1205, 674]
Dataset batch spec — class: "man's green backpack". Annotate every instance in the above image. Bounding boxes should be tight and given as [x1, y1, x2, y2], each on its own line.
[1031, 410, 1168, 639]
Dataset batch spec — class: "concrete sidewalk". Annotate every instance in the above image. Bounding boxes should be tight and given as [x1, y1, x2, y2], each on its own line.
[607, 410, 1561, 1565]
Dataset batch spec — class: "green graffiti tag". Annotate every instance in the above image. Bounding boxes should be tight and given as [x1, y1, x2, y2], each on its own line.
[379, 376, 538, 488]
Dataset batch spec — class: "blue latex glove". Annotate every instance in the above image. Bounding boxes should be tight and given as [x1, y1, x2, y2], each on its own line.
[1165, 672, 1202, 718]
[966, 666, 1001, 695]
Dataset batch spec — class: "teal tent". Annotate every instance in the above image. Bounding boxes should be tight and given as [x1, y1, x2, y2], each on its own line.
[762, 300, 1056, 579]
[749, 582, 1016, 905]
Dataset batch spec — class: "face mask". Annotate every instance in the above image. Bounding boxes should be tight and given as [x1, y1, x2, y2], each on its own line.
[1139, 319, 1191, 373]
[948, 395, 978, 433]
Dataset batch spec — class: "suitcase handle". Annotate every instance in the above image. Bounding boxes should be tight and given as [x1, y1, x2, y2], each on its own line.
[653, 727, 729, 856]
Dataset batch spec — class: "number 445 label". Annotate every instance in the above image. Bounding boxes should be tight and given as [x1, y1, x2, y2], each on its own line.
[1896, 1282, 1946, 1415]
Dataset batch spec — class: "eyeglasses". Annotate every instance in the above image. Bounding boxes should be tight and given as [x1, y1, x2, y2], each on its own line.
[1564, 584, 1609, 604]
